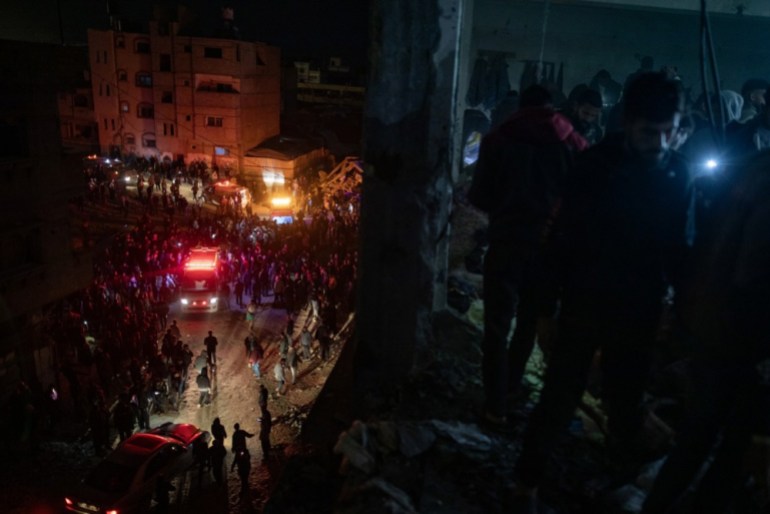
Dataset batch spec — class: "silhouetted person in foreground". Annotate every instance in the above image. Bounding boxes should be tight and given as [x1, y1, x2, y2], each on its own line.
[468, 84, 587, 426]
[232, 448, 251, 494]
[155, 474, 175, 510]
[642, 150, 770, 513]
[512, 72, 690, 511]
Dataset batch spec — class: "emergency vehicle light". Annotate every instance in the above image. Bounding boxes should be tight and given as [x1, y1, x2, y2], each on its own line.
[271, 196, 292, 207]
[184, 258, 217, 270]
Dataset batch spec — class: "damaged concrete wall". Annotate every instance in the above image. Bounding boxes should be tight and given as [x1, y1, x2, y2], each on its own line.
[354, 0, 468, 402]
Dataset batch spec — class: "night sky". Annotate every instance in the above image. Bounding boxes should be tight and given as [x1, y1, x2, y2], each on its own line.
[0, 0, 369, 65]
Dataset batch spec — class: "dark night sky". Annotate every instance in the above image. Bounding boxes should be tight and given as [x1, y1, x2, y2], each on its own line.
[0, 0, 369, 65]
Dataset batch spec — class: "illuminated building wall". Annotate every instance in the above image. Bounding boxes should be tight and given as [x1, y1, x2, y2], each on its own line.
[87, 18, 280, 172]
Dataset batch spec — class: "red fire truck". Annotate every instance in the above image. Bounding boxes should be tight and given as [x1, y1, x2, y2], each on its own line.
[179, 247, 220, 312]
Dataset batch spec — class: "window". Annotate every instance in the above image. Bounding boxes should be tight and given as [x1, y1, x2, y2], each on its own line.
[142, 133, 156, 148]
[170, 124, 175, 136]
[183, 45, 191, 53]
[163, 123, 176, 136]
[103, 119, 108, 130]
[116, 36, 125, 48]
[125, 133, 136, 145]
[98, 83, 103, 96]
[137, 103, 154, 119]
[74, 95, 88, 108]
[111, 119, 115, 130]
[215, 147, 229, 156]
[204, 47, 223, 59]
[120, 101, 129, 113]
[135, 38, 150, 54]
[118, 69, 127, 81]
[136, 72, 152, 87]
[105, 84, 111, 96]
[160, 54, 171, 72]
[185, 115, 191, 121]
[161, 91, 173, 103]
[205, 116, 223, 127]
[103, 51, 108, 63]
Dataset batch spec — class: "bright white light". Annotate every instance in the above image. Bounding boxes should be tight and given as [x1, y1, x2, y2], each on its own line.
[181, 298, 189, 305]
[210, 297, 218, 304]
[705, 159, 718, 170]
[271, 196, 292, 207]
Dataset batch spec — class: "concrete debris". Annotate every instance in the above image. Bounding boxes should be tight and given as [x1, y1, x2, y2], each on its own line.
[338, 477, 419, 514]
[397, 423, 437, 458]
[334, 420, 376, 474]
[430, 420, 492, 452]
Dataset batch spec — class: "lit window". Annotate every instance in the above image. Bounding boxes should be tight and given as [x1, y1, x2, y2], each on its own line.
[215, 147, 229, 156]
[205, 117, 223, 127]
[125, 133, 136, 145]
[136, 72, 153, 88]
[142, 133, 156, 147]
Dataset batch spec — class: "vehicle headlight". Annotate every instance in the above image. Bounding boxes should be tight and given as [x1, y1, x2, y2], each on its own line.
[210, 297, 218, 304]
[181, 298, 189, 305]
[124, 176, 131, 183]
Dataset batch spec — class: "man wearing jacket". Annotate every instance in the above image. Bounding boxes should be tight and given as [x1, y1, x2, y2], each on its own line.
[468, 84, 587, 425]
[512, 72, 690, 511]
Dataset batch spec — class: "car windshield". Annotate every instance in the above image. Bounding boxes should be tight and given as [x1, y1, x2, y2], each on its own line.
[84, 460, 136, 494]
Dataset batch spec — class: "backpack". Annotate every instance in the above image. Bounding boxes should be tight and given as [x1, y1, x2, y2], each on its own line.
[194, 354, 207, 372]
[196, 373, 210, 390]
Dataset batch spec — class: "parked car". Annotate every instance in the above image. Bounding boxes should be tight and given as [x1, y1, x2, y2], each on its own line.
[64, 423, 210, 514]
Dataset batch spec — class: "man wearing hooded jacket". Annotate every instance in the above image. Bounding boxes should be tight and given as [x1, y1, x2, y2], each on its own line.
[512, 72, 691, 512]
[468, 84, 588, 424]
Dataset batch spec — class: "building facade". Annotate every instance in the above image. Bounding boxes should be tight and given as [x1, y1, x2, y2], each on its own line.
[0, 41, 94, 399]
[57, 85, 100, 154]
[87, 19, 281, 172]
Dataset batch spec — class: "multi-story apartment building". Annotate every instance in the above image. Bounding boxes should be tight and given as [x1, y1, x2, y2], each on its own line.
[87, 14, 281, 173]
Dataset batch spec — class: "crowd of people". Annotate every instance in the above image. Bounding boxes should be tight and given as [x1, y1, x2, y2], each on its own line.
[471, 68, 770, 513]
[2, 154, 360, 464]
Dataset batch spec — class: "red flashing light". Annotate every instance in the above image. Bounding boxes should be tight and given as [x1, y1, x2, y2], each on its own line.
[184, 249, 218, 271]
[64, 497, 73, 506]
[106, 510, 120, 514]
[184, 259, 217, 271]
